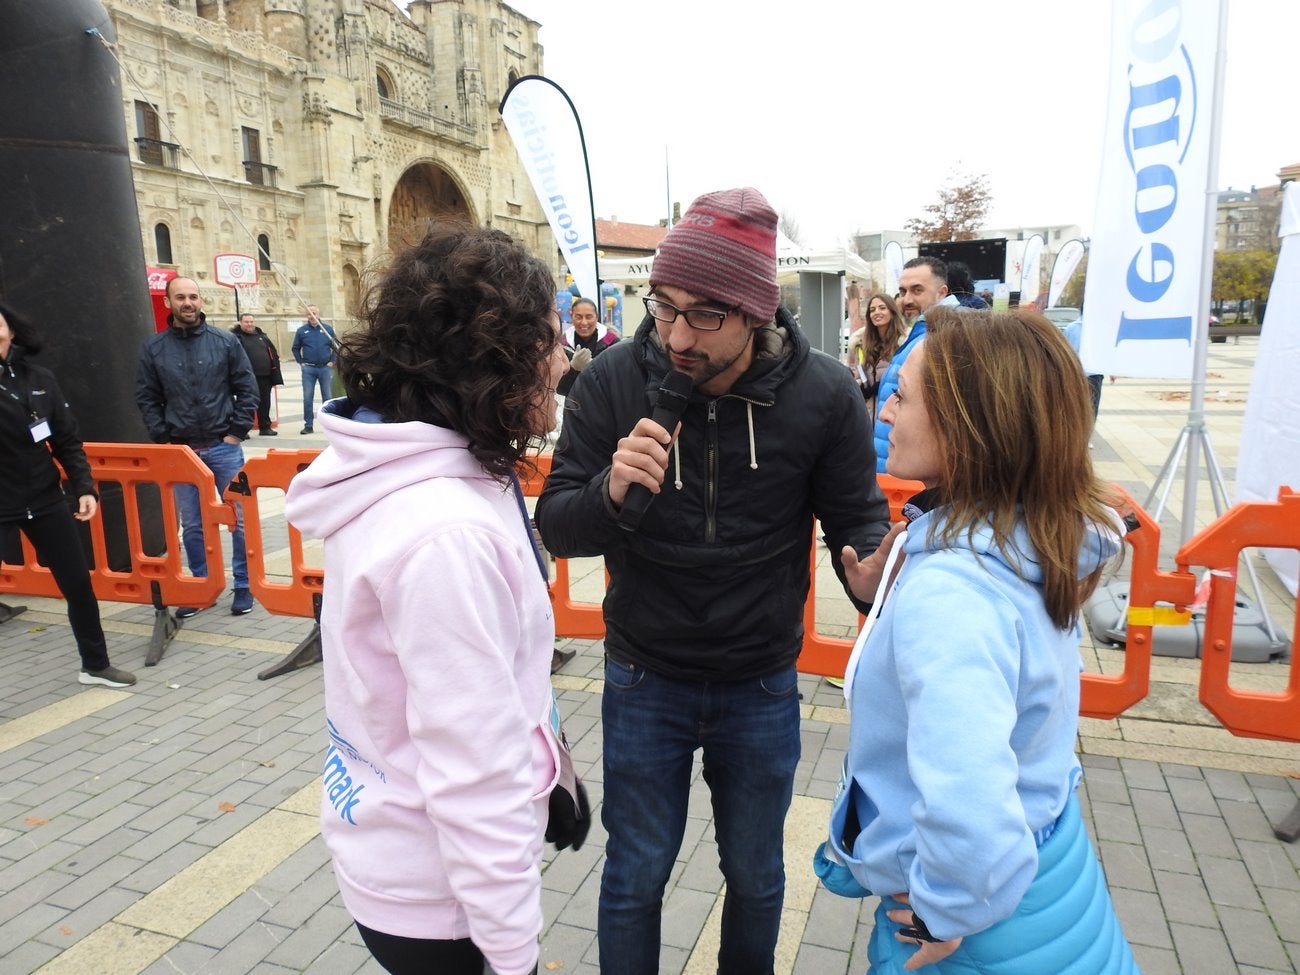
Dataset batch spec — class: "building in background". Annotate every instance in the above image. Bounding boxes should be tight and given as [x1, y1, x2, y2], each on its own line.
[595, 218, 666, 262]
[1216, 182, 1288, 253]
[106, 0, 552, 348]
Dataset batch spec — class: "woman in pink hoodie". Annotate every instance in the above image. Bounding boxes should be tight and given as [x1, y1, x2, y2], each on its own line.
[285, 225, 575, 975]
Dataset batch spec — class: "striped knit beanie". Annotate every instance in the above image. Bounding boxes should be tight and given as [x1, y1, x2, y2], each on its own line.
[650, 187, 780, 322]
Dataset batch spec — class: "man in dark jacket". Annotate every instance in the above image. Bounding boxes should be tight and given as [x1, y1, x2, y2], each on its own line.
[135, 276, 259, 618]
[232, 313, 283, 436]
[536, 187, 892, 975]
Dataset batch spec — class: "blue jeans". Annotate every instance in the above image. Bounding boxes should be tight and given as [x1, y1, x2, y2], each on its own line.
[172, 441, 247, 590]
[599, 658, 801, 975]
[301, 363, 332, 429]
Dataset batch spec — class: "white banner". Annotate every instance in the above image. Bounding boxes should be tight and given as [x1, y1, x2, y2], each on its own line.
[1236, 182, 1300, 595]
[499, 76, 599, 303]
[884, 240, 904, 296]
[1019, 234, 1045, 304]
[1080, 0, 1222, 378]
[1048, 238, 1087, 307]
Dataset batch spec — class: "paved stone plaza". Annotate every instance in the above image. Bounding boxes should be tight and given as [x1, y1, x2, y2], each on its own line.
[1, 342, 1297, 974]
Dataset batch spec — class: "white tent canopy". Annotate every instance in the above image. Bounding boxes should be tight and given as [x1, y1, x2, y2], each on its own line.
[598, 241, 873, 284]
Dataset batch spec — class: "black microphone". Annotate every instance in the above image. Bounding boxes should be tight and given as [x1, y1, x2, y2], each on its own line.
[616, 370, 694, 532]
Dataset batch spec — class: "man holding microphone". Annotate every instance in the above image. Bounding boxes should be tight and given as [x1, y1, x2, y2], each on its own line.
[536, 187, 891, 975]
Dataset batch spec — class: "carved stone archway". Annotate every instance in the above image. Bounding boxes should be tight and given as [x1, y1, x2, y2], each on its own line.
[387, 162, 475, 250]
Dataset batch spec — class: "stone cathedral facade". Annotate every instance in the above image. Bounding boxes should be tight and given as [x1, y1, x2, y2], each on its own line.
[104, 0, 551, 342]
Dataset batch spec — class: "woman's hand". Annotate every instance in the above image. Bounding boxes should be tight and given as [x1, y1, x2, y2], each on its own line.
[887, 893, 962, 971]
[74, 495, 98, 521]
[840, 522, 907, 603]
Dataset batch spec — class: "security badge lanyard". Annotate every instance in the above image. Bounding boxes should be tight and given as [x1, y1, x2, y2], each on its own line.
[0, 362, 51, 443]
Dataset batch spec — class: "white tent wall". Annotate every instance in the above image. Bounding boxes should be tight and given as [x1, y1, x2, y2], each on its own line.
[1236, 181, 1300, 596]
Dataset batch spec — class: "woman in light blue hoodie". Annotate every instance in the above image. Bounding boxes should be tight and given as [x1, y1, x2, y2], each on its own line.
[825, 306, 1140, 973]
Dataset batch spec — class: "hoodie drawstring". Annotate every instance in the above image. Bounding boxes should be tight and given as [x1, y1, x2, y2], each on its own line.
[746, 402, 758, 470]
[667, 397, 760, 491]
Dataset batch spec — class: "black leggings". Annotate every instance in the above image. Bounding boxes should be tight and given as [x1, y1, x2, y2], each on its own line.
[3, 505, 109, 672]
[355, 922, 486, 975]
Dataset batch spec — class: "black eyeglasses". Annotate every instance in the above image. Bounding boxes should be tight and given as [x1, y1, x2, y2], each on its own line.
[643, 296, 737, 332]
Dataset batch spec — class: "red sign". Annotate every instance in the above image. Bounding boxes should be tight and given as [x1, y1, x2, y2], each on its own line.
[147, 266, 178, 332]
[147, 266, 177, 293]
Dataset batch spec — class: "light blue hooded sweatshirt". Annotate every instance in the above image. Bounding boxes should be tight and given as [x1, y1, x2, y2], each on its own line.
[832, 506, 1121, 942]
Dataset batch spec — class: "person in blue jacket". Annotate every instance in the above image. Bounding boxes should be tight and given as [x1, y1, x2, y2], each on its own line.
[873, 257, 958, 473]
[292, 305, 338, 434]
[824, 306, 1139, 974]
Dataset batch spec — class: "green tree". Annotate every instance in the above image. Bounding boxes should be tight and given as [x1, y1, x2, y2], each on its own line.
[905, 172, 992, 242]
[1059, 253, 1089, 308]
[1212, 249, 1277, 323]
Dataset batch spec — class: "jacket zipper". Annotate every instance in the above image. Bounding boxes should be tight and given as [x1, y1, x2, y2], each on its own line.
[706, 399, 718, 542]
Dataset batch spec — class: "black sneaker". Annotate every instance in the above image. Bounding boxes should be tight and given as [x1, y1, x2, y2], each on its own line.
[80, 666, 137, 687]
[550, 648, 576, 674]
[175, 606, 200, 620]
[300, 426, 313, 434]
[260, 429, 278, 436]
[231, 587, 254, 615]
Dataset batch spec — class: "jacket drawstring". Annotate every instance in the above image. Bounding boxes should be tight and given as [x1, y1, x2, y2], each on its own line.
[746, 402, 758, 470]
[668, 397, 759, 488]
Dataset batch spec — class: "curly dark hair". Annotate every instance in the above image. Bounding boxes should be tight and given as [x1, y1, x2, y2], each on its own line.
[339, 223, 558, 481]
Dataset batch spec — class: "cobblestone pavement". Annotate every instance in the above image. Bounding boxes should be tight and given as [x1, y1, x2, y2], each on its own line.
[1, 342, 1297, 974]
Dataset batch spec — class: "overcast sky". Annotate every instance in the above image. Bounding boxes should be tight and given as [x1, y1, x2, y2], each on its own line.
[453, 1, 1296, 247]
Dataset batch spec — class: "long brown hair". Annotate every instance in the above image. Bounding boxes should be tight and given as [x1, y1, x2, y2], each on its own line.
[861, 292, 906, 367]
[918, 306, 1117, 628]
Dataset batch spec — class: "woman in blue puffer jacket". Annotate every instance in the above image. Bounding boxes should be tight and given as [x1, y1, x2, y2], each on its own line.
[825, 306, 1140, 974]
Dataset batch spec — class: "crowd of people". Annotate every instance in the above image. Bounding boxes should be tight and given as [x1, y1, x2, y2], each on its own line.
[2, 186, 1138, 975]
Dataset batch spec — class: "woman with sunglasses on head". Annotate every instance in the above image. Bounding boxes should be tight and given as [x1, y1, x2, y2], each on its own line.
[0, 300, 135, 688]
[285, 224, 580, 975]
[826, 307, 1139, 974]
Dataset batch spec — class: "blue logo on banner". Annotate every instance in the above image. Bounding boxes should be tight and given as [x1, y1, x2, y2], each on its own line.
[1117, 0, 1198, 344]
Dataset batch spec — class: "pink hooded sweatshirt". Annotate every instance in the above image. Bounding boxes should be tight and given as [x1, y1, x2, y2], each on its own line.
[284, 404, 558, 975]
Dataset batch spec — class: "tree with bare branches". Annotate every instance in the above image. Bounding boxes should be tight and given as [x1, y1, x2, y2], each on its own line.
[778, 210, 804, 246]
[905, 172, 992, 242]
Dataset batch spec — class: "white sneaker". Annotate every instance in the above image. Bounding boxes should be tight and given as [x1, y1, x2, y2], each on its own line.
[79, 666, 138, 688]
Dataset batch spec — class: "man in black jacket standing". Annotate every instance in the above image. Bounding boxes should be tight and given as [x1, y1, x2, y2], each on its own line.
[135, 276, 258, 618]
[536, 187, 892, 975]
[231, 313, 283, 436]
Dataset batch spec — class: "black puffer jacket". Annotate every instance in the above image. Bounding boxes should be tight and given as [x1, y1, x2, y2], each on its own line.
[135, 314, 257, 446]
[536, 307, 891, 682]
[0, 346, 96, 522]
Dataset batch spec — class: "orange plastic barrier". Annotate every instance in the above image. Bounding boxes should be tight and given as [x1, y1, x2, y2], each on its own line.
[0, 443, 239, 663]
[226, 449, 324, 619]
[233, 447, 1300, 743]
[518, 452, 606, 638]
[1177, 487, 1300, 743]
[1079, 488, 1197, 719]
[877, 474, 927, 523]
